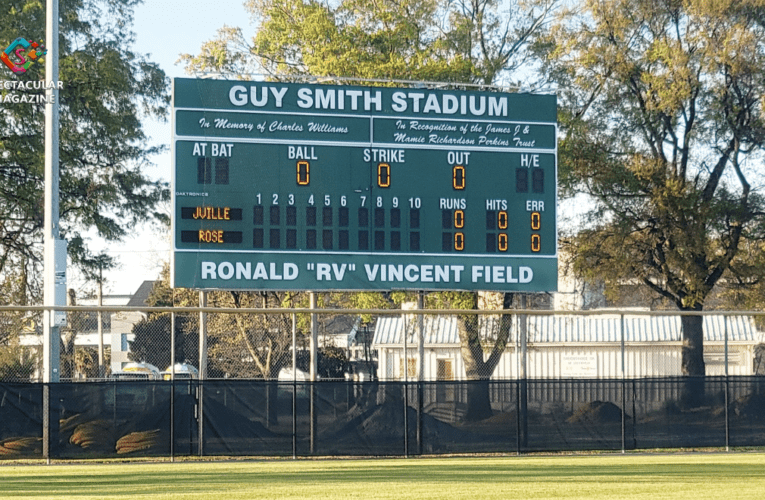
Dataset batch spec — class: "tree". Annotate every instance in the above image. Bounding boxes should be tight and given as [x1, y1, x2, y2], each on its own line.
[545, 0, 765, 394]
[180, 0, 557, 87]
[424, 292, 513, 420]
[129, 314, 197, 371]
[0, 0, 169, 301]
[206, 290, 299, 379]
[143, 263, 305, 380]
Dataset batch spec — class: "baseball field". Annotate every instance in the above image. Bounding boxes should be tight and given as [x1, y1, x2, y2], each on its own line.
[3, 453, 765, 499]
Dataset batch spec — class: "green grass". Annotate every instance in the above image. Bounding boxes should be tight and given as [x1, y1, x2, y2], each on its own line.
[2, 453, 765, 499]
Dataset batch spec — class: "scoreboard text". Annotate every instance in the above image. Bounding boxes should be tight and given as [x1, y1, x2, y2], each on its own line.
[172, 78, 557, 292]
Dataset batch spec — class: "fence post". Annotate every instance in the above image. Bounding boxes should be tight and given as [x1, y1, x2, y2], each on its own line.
[621, 314, 626, 454]
[97, 268, 104, 379]
[403, 306, 409, 458]
[309, 293, 317, 454]
[417, 291, 424, 456]
[724, 315, 729, 452]
[292, 313, 297, 459]
[519, 295, 528, 452]
[170, 311, 175, 462]
[198, 291, 207, 457]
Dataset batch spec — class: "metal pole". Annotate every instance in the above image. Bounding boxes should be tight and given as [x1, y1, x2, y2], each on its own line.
[621, 314, 626, 454]
[170, 312, 176, 379]
[199, 291, 207, 378]
[403, 305, 409, 457]
[198, 291, 207, 456]
[292, 313, 297, 459]
[309, 293, 318, 380]
[97, 265, 104, 378]
[519, 295, 528, 451]
[309, 292, 317, 454]
[170, 311, 175, 461]
[417, 292, 424, 379]
[724, 315, 729, 452]
[417, 291, 424, 455]
[43, 0, 61, 463]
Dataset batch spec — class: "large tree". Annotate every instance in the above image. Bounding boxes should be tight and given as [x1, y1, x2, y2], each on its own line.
[0, 0, 169, 300]
[546, 0, 765, 386]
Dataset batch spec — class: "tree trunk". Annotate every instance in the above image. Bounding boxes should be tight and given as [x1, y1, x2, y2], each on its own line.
[464, 379, 492, 422]
[681, 313, 705, 376]
[266, 365, 280, 427]
[680, 313, 706, 408]
[457, 292, 514, 422]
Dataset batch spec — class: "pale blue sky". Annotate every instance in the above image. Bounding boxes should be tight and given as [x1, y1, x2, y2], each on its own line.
[133, 1, 250, 80]
[94, 1, 251, 295]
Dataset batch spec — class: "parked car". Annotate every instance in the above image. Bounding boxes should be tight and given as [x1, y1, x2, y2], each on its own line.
[110, 362, 161, 381]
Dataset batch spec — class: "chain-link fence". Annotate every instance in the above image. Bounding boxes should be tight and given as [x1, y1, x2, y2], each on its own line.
[2, 376, 765, 459]
[1, 306, 764, 382]
[2, 306, 765, 459]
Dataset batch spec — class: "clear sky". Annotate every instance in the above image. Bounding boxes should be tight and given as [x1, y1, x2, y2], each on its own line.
[92, 1, 250, 295]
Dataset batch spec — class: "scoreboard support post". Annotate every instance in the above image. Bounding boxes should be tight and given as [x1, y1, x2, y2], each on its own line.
[198, 290, 207, 457]
[309, 291, 318, 454]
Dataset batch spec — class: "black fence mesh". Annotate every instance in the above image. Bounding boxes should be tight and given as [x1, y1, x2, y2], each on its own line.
[2, 377, 765, 460]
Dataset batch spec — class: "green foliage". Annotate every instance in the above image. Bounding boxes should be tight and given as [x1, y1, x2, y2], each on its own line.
[0, 341, 35, 380]
[545, 0, 765, 375]
[548, 0, 765, 310]
[329, 291, 409, 326]
[181, 0, 558, 87]
[0, 0, 169, 301]
[129, 314, 197, 370]
[317, 345, 348, 379]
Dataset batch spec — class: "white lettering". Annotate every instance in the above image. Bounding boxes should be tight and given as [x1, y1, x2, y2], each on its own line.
[364, 264, 379, 281]
[317, 263, 331, 281]
[269, 262, 282, 280]
[404, 265, 419, 282]
[201, 262, 217, 279]
[284, 263, 298, 280]
[297, 87, 313, 108]
[229, 85, 247, 106]
[236, 262, 251, 280]
[253, 263, 268, 280]
[391, 91, 407, 112]
[219, 262, 234, 280]
[270, 87, 288, 107]
[520, 266, 533, 283]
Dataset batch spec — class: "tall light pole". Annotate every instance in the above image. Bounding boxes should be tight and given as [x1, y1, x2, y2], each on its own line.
[43, 0, 62, 383]
[43, 0, 66, 460]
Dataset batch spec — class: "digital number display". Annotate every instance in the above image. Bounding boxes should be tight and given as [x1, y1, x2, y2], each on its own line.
[453, 165, 465, 190]
[173, 78, 557, 292]
[296, 161, 310, 185]
[377, 163, 391, 188]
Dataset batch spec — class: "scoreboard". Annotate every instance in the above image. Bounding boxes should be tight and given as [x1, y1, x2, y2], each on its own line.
[172, 78, 557, 292]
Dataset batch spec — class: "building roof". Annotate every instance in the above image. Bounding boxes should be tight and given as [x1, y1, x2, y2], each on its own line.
[373, 314, 764, 346]
[127, 281, 156, 307]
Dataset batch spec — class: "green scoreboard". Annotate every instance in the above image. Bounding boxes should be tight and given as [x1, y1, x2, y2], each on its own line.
[172, 78, 557, 292]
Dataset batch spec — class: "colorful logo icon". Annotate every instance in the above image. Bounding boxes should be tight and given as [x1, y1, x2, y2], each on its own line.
[1, 37, 47, 74]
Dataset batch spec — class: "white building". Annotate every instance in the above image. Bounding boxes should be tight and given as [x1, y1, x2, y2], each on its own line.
[19, 281, 154, 378]
[373, 313, 764, 380]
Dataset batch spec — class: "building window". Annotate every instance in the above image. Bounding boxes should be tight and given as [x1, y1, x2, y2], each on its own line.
[436, 359, 454, 381]
[399, 357, 417, 379]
